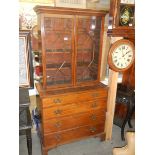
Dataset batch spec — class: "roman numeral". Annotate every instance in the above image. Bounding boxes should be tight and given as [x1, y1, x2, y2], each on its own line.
[122, 45, 125, 50]
[114, 59, 117, 63]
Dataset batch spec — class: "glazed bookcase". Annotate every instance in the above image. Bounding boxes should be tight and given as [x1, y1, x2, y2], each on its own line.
[34, 6, 108, 90]
[34, 6, 108, 155]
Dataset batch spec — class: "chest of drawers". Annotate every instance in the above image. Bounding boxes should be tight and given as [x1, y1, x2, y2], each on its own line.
[36, 83, 108, 155]
[34, 6, 109, 155]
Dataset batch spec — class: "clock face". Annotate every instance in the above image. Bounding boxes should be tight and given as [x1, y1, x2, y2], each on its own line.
[112, 44, 133, 69]
[108, 39, 135, 72]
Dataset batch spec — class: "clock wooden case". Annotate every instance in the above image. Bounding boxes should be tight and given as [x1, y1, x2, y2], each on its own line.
[108, 39, 135, 72]
[108, 0, 135, 38]
[34, 6, 108, 155]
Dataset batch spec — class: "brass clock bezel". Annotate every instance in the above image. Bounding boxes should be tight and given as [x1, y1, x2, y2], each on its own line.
[108, 39, 135, 72]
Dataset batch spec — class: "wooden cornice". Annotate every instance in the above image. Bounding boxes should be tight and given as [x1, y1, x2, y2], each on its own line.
[34, 5, 109, 16]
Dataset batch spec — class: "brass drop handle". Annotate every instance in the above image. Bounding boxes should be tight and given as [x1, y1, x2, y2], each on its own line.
[53, 98, 62, 104]
[54, 134, 61, 141]
[54, 109, 62, 115]
[89, 127, 96, 133]
[91, 93, 99, 98]
[90, 114, 96, 121]
[91, 102, 97, 108]
[55, 121, 62, 128]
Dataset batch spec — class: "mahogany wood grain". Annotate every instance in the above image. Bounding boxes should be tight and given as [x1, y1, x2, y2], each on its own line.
[36, 83, 107, 154]
[34, 6, 108, 16]
[43, 123, 105, 148]
[41, 90, 108, 108]
[42, 99, 106, 120]
[34, 6, 109, 155]
[122, 60, 135, 89]
[36, 82, 108, 98]
[43, 110, 105, 134]
[114, 103, 127, 119]
[34, 6, 108, 90]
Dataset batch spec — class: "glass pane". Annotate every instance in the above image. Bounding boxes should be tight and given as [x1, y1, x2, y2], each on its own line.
[44, 16, 73, 86]
[76, 16, 102, 83]
[119, 4, 135, 27]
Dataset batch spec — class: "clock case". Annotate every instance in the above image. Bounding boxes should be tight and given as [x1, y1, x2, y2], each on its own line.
[108, 39, 135, 72]
[107, 0, 135, 38]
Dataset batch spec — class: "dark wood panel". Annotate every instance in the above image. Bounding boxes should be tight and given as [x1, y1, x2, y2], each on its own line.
[43, 123, 105, 147]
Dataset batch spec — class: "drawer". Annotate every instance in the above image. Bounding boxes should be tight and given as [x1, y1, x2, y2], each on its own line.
[42, 88, 108, 108]
[43, 123, 105, 147]
[42, 99, 107, 120]
[43, 109, 105, 134]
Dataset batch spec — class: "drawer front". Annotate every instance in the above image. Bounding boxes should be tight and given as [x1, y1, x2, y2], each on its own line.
[42, 89, 108, 108]
[43, 99, 107, 120]
[43, 109, 105, 134]
[43, 123, 105, 147]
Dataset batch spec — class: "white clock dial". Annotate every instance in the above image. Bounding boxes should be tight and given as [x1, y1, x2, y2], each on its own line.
[108, 39, 134, 72]
[112, 44, 133, 69]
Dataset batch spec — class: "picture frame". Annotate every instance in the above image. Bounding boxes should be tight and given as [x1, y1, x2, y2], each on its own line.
[19, 30, 34, 88]
[54, 0, 86, 9]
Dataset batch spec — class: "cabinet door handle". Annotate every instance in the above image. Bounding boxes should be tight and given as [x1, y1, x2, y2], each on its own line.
[89, 127, 96, 133]
[53, 98, 62, 104]
[91, 102, 97, 108]
[90, 114, 96, 121]
[91, 93, 99, 98]
[54, 134, 61, 141]
[55, 121, 62, 128]
[54, 109, 62, 115]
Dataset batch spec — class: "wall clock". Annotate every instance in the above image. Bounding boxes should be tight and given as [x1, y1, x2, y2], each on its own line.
[108, 39, 135, 72]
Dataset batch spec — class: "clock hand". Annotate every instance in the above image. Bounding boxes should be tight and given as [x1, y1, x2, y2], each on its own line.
[123, 51, 130, 57]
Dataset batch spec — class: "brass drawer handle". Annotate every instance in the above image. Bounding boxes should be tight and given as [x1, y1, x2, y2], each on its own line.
[91, 93, 99, 98]
[54, 134, 61, 141]
[54, 109, 62, 115]
[53, 98, 62, 104]
[89, 127, 96, 133]
[90, 114, 96, 121]
[91, 102, 97, 108]
[55, 121, 62, 128]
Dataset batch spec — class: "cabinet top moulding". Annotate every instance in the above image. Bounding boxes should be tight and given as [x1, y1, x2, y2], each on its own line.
[33, 5, 108, 16]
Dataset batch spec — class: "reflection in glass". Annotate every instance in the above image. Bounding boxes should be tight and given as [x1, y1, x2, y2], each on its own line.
[76, 16, 102, 83]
